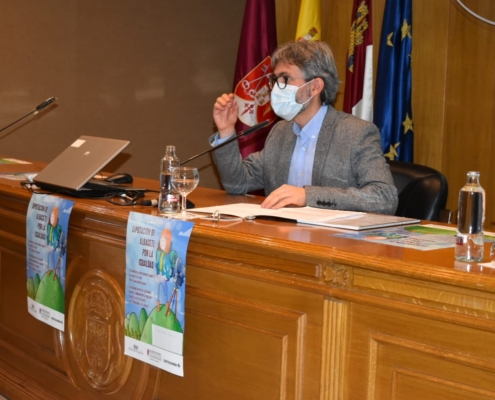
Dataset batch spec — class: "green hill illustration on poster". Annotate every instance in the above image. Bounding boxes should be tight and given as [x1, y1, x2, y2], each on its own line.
[26, 194, 74, 331]
[28, 271, 64, 313]
[125, 305, 183, 342]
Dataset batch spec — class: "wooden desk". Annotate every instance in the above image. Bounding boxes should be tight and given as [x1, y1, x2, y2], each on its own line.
[1, 172, 495, 399]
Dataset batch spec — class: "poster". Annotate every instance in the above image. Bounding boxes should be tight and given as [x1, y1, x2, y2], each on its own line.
[333, 224, 495, 251]
[332, 225, 457, 251]
[124, 212, 194, 377]
[26, 193, 74, 331]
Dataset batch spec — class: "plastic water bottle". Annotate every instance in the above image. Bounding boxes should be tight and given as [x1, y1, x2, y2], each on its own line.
[158, 145, 180, 214]
[455, 171, 485, 262]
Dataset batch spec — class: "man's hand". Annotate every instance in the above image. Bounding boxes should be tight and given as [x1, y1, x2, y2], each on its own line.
[213, 93, 238, 138]
[261, 185, 307, 209]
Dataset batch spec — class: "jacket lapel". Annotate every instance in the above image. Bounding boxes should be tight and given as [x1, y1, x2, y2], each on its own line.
[312, 107, 337, 185]
[277, 124, 297, 187]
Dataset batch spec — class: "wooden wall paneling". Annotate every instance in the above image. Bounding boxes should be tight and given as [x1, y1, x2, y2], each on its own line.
[152, 244, 327, 400]
[443, 0, 495, 226]
[371, 0, 450, 173]
[275, 0, 301, 44]
[462, 0, 495, 21]
[0, 224, 65, 372]
[372, 0, 386, 115]
[323, 0, 354, 110]
[321, 298, 350, 400]
[339, 263, 495, 398]
[371, 329, 495, 400]
[347, 301, 495, 399]
[275, 0, 354, 110]
[411, 0, 450, 172]
[57, 222, 164, 399]
[492, 82, 495, 227]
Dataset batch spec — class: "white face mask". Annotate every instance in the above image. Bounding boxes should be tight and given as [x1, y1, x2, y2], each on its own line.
[270, 79, 314, 121]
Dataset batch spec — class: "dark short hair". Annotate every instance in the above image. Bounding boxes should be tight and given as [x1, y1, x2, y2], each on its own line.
[272, 41, 339, 105]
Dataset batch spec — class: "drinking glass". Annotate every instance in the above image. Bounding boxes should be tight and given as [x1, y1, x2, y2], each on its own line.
[171, 167, 199, 219]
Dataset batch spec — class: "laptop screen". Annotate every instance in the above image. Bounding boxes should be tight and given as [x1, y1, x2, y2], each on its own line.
[34, 136, 130, 191]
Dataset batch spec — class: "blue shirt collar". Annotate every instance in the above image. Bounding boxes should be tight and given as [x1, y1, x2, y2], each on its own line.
[293, 104, 328, 138]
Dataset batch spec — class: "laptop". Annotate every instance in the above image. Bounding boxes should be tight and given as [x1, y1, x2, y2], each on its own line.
[34, 135, 133, 197]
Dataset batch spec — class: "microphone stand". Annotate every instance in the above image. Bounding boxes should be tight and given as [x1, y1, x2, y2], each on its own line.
[0, 97, 57, 140]
[181, 120, 270, 165]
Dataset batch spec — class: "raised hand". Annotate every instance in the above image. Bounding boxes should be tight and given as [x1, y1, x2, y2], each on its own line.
[213, 93, 238, 138]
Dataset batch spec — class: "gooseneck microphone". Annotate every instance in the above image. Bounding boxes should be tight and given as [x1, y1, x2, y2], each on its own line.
[35, 97, 57, 113]
[0, 97, 57, 140]
[181, 120, 270, 165]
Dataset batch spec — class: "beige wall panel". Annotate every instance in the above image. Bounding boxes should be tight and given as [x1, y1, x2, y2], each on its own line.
[443, 0, 495, 225]
[0, 1, 247, 190]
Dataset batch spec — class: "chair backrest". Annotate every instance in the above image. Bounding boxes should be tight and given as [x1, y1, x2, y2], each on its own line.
[386, 160, 449, 222]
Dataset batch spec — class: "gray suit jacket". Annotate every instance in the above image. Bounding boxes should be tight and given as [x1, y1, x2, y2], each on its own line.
[211, 106, 398, 215]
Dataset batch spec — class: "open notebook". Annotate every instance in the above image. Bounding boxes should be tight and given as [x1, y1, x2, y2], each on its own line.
[193, 203, 420, 230]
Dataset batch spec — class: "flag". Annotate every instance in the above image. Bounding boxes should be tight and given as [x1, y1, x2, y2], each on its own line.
[374, 0, 414, 162]
[295, 0, 321, 41]
[343, 0, 373, 122]
[233, 0, 278, 159]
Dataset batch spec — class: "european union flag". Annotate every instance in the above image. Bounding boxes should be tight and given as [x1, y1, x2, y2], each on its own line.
[374, 0, 413, 162]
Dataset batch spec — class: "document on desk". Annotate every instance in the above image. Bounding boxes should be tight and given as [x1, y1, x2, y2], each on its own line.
[193, 203, 420, 230]
[194, 203, 361, 223]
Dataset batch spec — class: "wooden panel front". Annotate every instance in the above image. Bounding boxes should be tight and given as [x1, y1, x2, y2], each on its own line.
[348, 304, 495, 400]
[342, 266, 495, 400]
[2, 180, 495, 399]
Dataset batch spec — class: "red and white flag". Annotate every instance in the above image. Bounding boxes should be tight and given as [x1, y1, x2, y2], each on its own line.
[233, 0, 278, 158]
[343, 0, 373, 122]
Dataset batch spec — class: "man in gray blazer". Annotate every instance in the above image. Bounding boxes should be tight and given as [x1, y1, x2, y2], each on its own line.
[210, 40, 398, 215]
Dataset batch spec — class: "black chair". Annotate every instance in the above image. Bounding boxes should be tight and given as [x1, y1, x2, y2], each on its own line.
[386, 159, 450, 222]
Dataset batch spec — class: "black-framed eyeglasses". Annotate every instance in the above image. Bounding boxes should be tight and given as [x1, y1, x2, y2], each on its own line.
[268, 74, 307, 90]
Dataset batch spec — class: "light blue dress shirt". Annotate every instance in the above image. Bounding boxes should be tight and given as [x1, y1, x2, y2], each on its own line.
[210, 105, 328, 188]
[287, 105, 327, 187]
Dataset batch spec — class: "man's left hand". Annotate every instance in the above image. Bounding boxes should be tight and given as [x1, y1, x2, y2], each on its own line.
[260, 185, 307, 209]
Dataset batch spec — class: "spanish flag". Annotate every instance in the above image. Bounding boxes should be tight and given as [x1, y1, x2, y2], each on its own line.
[295, 0, 321, 41]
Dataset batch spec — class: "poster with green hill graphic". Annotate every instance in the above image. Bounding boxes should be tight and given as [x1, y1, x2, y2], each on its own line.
[333, 224, 495, 250]
[124, 212, 193, 377]
[26, 194, 74, 331]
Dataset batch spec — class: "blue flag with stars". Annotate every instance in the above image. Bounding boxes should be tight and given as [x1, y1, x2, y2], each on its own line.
[374, 0, 413, 161]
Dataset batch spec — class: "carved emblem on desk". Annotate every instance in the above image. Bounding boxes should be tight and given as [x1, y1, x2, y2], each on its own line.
[324, 265, 349, 286]
[67, 270, 131, 392]
[85, 291, 112, 378]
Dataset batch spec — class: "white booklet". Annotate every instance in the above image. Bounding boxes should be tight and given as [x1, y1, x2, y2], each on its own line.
[192, 203, 420, 230]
